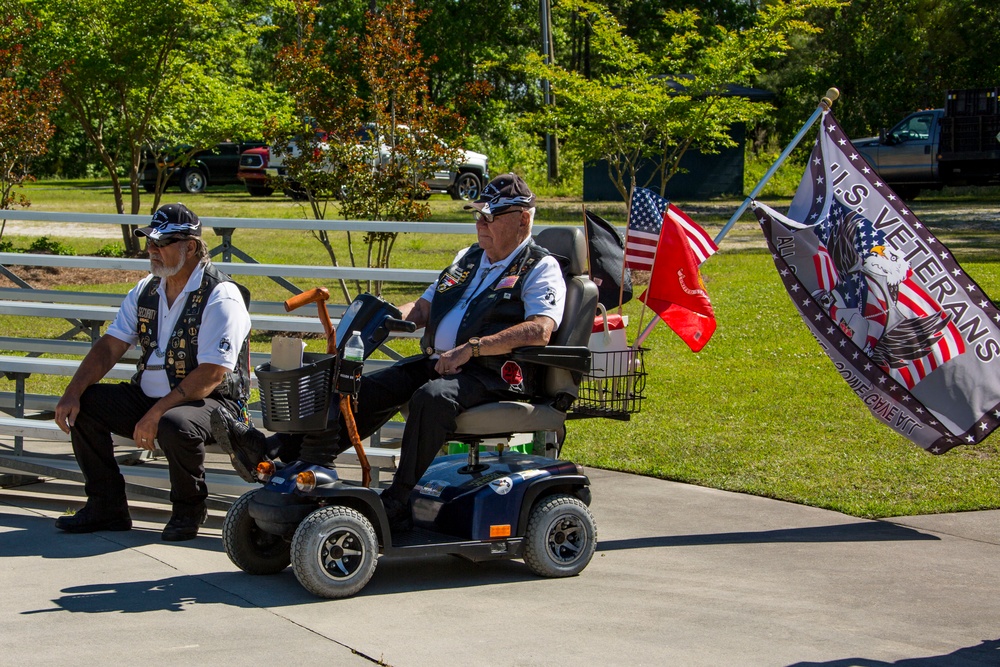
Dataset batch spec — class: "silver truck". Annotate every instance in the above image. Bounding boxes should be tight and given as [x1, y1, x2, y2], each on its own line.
[853, 89, 1000, 199]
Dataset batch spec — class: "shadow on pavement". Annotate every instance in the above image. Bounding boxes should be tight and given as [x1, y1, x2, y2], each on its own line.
[597, 521, 938, 552]
[0, 506, 229, 558]
[786, 637, 1000, 666]
[18, 574, 272, 615]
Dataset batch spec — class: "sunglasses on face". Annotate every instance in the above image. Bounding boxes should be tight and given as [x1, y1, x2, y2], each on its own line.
[474, 207, 525, 224]
[145, 237, 185, 249]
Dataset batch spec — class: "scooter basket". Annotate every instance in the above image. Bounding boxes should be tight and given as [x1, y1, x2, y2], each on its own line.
[255, 353, 336, 432]
[573, 348, 647, 421]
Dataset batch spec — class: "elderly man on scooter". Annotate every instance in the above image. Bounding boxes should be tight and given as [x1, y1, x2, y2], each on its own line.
[212, 173, 565, 531]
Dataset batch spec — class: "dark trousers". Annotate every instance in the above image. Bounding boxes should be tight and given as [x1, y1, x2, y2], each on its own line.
[277, 357, 519, 492]
[71, 382, 238, 515]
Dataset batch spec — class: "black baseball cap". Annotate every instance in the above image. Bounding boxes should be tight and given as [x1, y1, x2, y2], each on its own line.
[464, 172, 536, 216]
[134, 203, 202, 242]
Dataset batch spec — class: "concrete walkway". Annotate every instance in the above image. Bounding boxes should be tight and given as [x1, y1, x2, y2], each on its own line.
[1, 468, 998, 666]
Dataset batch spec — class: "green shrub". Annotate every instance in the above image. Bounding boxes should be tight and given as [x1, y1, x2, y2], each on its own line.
[28, 236, 75, 255]
[95, 243, 126, 257]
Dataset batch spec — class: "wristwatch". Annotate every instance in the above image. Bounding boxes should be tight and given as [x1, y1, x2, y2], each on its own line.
[468, 337, 481, 357]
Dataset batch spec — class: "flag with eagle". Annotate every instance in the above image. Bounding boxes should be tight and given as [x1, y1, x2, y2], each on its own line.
[752, 109, 1000, 453]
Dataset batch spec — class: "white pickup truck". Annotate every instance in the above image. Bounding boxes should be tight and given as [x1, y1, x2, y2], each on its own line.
[238, 128, 489, 201]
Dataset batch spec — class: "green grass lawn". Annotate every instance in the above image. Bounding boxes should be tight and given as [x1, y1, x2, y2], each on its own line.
[4, 179, 1000, 518]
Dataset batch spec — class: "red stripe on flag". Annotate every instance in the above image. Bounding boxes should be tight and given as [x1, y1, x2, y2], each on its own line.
[667, 204, 717, 265]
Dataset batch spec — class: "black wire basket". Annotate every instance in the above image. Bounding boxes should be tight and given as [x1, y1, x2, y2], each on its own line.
[572, 348, 647, 421]
[255, 353, 336, 432]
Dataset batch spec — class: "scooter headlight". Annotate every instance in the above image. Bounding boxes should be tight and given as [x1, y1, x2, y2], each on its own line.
[256, 460, 276, 483]
[295, 470, 317, 492]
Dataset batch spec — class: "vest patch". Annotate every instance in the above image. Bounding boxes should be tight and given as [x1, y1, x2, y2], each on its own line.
[437, 269, 468, 293]
[501, 360, 524, 389]
[495, 275, 519, 290]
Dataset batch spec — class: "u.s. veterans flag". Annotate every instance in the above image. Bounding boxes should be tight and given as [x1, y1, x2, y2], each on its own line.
[753, 110, 1000, 453]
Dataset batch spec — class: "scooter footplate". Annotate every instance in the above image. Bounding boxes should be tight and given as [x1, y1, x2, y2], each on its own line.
[385, 527, 525, 561]
[390, 526, 460, 548]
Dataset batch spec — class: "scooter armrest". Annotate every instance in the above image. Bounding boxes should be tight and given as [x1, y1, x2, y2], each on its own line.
[511, 345, 592, 374]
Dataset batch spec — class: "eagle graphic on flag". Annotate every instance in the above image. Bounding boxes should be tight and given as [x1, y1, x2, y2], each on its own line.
[753, 109, 1000, 453]
[811, 201, 959, 378]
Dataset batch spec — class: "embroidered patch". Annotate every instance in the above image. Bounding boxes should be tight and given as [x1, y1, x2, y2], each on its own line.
[543, 286, 558, 306]
[495, 275, 519, 290]
[436, 269, 468, 292]
[501, 360, 524, 389]
[218, 336, 233, 355]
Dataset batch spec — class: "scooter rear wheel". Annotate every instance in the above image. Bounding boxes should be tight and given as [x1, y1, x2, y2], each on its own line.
[291, 506, 378, 599]
[523, 494, 597, 578]
[223, 489, 292, 575]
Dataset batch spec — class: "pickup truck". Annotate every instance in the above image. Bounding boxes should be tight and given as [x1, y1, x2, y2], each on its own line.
[852, 88, 1000, 199]
[238, 130, 489, 201]
[142, 140, 267, 194]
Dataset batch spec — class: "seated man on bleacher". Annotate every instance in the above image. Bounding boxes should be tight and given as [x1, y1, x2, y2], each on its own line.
[212, 173, 565, 531]
[54, 204, 252, 541]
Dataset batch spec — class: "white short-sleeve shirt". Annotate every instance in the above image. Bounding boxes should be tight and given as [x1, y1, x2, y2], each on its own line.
[106, 264, 252, 398]
[420, 238, 565, 353]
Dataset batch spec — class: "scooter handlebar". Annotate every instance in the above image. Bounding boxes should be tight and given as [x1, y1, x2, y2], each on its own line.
[284, 287, 330, 312]
[384, 317, 417, 333]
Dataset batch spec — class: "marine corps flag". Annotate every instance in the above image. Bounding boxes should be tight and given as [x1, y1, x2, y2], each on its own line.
[638, 205, 716, 352]
[753, 109, 1000, 453]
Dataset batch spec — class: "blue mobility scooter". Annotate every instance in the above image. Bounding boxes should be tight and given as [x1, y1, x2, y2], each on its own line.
[222, 228, 603, 598]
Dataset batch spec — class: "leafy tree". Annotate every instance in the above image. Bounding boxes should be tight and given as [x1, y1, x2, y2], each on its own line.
[0, 12, 61, 214]
[523, 0, 839, 201]
[143, 72, 294, 211]
[273, 0, 470, 298]
[21, 0, 273, 253]
[760, 1, 1000, 146]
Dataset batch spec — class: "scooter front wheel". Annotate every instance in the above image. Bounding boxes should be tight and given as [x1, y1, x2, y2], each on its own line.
[291, 505, 378, 599]
[523, 494, 597, 578]
[223, 489, 292, 575]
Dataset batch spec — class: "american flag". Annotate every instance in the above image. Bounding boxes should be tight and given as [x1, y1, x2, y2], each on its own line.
[625, 187, 717, 270]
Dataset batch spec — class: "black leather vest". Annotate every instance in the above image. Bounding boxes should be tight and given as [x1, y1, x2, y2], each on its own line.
[421, 242, 550, 394]
[132, 262, 252, 403]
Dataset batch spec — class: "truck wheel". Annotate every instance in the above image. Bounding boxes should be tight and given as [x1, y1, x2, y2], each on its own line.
[246, 185, 274, 197]
[180, 168, 207, 194]
[222, 489, 291, 575]
[523, 494, 597, 578]
[291, 506, 378, 599]
[449, 171, 482, 201]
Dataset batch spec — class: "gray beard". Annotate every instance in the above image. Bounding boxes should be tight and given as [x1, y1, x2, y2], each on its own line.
[150, 247, 188, 278]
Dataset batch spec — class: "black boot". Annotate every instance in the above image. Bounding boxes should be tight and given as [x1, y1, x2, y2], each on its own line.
[55, 502, 132, 533]
[211, 407, 267, 483]
[380, 486, 413, 532]
[161, 505, 208, 542]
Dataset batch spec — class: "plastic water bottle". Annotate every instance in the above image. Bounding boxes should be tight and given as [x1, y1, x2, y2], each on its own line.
[338, 331, 365, 394]
[344, 331, 365, 362]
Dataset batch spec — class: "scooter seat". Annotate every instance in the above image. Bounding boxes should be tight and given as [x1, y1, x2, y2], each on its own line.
[453, 401, 566, 436]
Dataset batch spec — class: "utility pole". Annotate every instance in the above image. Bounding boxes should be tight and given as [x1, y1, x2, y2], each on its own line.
[540, 0, 558, 182]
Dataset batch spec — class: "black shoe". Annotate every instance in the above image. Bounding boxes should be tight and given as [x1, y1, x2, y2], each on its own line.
[211, 407, 267, 483]
[381, 494, 413, 533]
[55, 504, 132, 533]
[161, 507, 208, 542]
